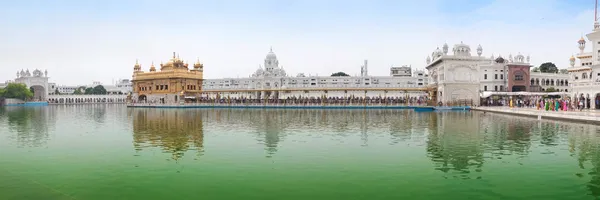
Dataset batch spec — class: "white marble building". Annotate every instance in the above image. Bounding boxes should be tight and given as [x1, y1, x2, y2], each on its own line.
[529, 72, 570, 92]
[49, 79, 132, 95]
[567, 18, 600, 109]
[201, 48, 429, 99]
[426, 42, 489, 105]
[14, 69, 50, 101]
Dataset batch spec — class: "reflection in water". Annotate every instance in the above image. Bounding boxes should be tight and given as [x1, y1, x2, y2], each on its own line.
[197, 109, 430, 157]
[0, 106, 55, 147]
[130, 109, 204, 161]
[426, 111, 484, 178]
[8, 106, 600, 198]
[568, 124, 600, 198]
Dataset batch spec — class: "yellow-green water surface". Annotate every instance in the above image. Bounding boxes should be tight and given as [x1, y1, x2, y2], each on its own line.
[1, 105, 599, 200]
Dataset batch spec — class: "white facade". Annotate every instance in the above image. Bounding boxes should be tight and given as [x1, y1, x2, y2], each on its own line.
[479, 61, 507, 92]
[14, 69, 49, 101]
[47, 94, 127, 104]
[390, 65, 412, 77]
[426, 42, 489, 105]
[201, 48, 429, 99]
[567, 18, 600, 109]
[48, 79, 132, 95]
[529, 72, 570, 92]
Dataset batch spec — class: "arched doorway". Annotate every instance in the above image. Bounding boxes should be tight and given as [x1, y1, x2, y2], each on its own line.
[29, 85, 46, 101]
[138, 95, 147, 102]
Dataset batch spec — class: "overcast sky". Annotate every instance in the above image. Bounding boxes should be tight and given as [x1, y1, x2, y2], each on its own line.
[0, 0, 596, 85]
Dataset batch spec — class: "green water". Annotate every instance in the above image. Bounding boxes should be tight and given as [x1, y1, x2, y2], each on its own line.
[1, 105, 600, 200]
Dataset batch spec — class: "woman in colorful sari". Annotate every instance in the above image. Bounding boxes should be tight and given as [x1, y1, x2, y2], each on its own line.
[564, 100, 568, 111]
[555, 99, 560, 111]
[545, 99, 549, 111]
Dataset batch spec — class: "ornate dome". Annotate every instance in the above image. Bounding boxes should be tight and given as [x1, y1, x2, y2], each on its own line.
[194, 58, 203, 69]
[453, 42, 471, 56]
[442, 43, 449, 54]
[150, 62, 156, 72]
[33, 69, 42, 77]
[266, 47, 277, 60]
[578, 36, 586, 44]
[514, 53, 525, 63]
[433, 47, 443, 58]
[570, 55, 576, 62]
[134, 59, 141, 70]
[495, 56, 505, 63]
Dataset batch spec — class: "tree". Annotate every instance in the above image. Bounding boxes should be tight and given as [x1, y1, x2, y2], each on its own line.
[545, 87, 557, 92]
[92, 85, 107, 95]
[1, 83, 33, 100]
[531, 67, 540, 72]
[331, 72, 350, 77]
[84, 87, 94, 95]
[0, 88, 5, 97]
[73, 89, 83, 95]
[539, 62, 558, 73]
[54, 88, 61, 95]
[559, 69, 568, 74]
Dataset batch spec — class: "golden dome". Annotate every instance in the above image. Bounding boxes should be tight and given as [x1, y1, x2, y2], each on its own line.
[150, 61, 156, 72]
[570, 55, 576, 61]
[134, 59, 141, 70]
[194, 58, 203, 69]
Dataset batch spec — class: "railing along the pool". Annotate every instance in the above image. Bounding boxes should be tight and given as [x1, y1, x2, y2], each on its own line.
[127, 102, 433, 108]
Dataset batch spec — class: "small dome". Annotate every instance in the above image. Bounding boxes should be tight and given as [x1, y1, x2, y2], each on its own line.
[194, 58, 203, 69]
[578, 36, 586, 44]
[134, 59, 141, 69]
[495, 56, 505, 63]
[266, 47, 277, 60]
[433, 47, 443, 57]
[570, 55, 576, 61]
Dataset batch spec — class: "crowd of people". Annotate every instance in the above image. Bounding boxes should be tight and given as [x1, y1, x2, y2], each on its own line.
[486, 96, 591, 111]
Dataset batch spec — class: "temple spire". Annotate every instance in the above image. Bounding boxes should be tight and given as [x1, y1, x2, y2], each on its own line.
[270, 46, 273, 52]
[173, 52, 176, 58]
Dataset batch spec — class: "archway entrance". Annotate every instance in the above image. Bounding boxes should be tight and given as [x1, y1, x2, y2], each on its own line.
[29, 85, 46, 101]
[138, 95, 147, 102]
[512, 85, 526, 92]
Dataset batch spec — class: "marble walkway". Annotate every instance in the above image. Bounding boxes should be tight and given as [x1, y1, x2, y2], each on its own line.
[472, 106, 600, 124]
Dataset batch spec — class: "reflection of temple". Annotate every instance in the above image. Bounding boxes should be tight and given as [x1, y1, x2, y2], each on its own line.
[1, 106, 56, 147]
[426, 111, 484, 175]
[131, 109, 204, 161]
[201, 109, 426, 156]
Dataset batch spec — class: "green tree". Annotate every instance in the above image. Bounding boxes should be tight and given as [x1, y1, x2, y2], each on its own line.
[84, 87, 94, 95]
[545, 87, 557, 92]
[1, 83, 33, 100]
[92, 85, 107, 95]
[531, 67, 540, 72]
[331, 72, 350, 77]
[559, 69, 568, 74]
[0, 88, 5, 97]
[73, 89, 83, 95]
[539, 62, 558, 73]
[54, 88, 61, 95]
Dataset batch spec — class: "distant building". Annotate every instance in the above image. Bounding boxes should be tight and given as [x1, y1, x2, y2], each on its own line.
[390, 65, 412, 77]
[201, 48, 429, 99]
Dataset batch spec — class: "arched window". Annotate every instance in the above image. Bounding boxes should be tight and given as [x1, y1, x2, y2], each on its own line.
[514, 71, 524, 81]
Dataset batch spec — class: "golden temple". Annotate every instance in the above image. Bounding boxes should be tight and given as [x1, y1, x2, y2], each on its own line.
[131, 52, 203, 103]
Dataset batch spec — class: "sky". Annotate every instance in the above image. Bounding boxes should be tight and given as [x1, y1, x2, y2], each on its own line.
[0, 0, 597, 85]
